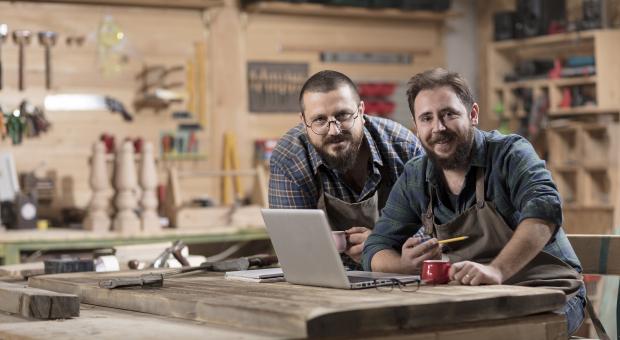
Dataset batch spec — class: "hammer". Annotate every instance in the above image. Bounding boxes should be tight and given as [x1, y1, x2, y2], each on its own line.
[0, 24, 7, 90]
[38, 31, 57, 90]
[12, 30, 31, 91]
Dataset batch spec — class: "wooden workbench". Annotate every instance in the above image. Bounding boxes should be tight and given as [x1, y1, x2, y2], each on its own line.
[23, 270, 569, 339]
[0, 226, 268, 265]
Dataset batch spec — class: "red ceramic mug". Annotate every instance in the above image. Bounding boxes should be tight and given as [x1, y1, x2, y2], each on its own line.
[421, 260, 451, 284]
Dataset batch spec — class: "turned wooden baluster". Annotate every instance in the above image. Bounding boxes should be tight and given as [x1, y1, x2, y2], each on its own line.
[113, 141, 141, 234]
[84, 141, 111, 232]
[140, 142, 160, 232]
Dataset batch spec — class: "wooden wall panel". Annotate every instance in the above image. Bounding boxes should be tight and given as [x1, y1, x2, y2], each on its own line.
[1, 0, 447, 216]
[0, 1, 206, 210]
[234, 10, 445, 177]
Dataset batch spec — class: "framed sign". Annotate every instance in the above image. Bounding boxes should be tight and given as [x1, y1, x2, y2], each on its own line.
[248, 62, 308, 113]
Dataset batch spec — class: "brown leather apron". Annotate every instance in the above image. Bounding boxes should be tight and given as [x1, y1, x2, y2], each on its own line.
[421, 168, 583, 297]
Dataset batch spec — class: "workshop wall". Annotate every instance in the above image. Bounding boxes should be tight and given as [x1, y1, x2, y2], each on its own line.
[1, 0, 448, 217]
[0, 1, 205, 210]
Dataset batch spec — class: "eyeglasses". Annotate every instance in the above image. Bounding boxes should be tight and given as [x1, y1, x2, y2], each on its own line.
[304, 105, 360, 136]
[375, 278, 421, 293]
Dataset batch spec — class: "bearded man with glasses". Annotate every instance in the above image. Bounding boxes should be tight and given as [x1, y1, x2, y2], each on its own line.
[269, 70, 424, 268]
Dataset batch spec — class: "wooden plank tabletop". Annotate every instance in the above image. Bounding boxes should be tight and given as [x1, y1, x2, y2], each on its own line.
[29, 270, 567, 338]
[0, 303, 567, 340]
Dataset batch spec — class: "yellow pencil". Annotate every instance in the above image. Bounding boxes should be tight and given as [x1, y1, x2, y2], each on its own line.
[437, 236, 469, 244]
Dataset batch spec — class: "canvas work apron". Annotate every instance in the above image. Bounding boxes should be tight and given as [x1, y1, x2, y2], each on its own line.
[421, 167, 583, 297]
[316, 171, 392, 269]
[316, 172, 392, 232]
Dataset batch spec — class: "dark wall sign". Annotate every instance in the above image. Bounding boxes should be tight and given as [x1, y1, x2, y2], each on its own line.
[248, 62, 308, 113]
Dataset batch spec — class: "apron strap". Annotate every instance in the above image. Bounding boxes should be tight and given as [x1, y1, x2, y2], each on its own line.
[585, 295, 610, 340]
[475, 167, 485, 208]
[423, 185, 435, 235]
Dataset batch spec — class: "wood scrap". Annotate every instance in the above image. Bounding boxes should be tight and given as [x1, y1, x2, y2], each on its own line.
[0, 262, 45, 280]
[0, 282, 79, 319]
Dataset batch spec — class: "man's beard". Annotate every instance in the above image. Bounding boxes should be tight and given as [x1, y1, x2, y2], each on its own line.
[423, 127, 474, 171]
[314, 131, 363, 173]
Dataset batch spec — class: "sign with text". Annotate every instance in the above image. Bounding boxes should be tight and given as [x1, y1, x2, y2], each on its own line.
[248, 62, 308, 113]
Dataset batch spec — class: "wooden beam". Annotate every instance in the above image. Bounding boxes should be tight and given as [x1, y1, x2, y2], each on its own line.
[0, 282, 80, 319]
[245, 1, 454, 22]
[15, 0, 224, 9]
[567, 234, 620, 275]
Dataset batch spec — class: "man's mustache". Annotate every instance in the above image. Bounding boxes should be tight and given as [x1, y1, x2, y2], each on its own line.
[324, 132, 352, 145]
[429, 131, 456, 145]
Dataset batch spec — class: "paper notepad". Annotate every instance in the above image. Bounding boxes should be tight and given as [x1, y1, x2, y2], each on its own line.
[225, 268, 285, 283]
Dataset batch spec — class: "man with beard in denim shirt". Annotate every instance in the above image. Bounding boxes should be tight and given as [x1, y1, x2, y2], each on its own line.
[362, 68, 585, 335]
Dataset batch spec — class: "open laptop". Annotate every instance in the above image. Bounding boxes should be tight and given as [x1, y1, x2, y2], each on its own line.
[261, 209, 420, 289]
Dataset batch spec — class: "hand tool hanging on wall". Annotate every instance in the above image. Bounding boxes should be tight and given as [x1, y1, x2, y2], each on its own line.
[3, 101, 51, 145]
[98, 254, 279, 289]
[38, 31, 57, 90]
[0, 24, 8, 90]
[44, 94, 133, 121]
[222, 132, 243, 205]
[12, 30, 31, 92]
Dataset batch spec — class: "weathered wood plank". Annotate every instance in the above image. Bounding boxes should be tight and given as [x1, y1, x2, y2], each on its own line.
[0, 303, 565, 340]
[0, 282, 79, 319]
[0, 263, 45, 279]
[568, 234, 620, 275]
[29, 271, 565, 338]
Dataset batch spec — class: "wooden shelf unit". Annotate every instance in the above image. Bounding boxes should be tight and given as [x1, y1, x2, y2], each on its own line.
[546, 122, 620, 233]
[487, 29, 620, 237]
[488, 29, 620, 121]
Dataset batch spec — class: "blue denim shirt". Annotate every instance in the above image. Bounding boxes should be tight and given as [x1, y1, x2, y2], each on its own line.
[362, 128, 582, 273]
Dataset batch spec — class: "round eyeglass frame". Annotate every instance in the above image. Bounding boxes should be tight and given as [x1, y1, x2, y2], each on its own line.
[303, 104, 361, 136]
[374, 278, 421, 292]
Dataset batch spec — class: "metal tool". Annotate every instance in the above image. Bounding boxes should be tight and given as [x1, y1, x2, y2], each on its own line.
[12, 30, 31, 91]
[98, 254, 279, 289]
[0, 24, 8, 90]
[149, 240, 188, 268]
[38, 31, 57, 90]
[43, 94, 133, 121]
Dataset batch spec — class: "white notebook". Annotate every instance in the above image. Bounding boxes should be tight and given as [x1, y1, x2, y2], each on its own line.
[225, 268, 285, 283]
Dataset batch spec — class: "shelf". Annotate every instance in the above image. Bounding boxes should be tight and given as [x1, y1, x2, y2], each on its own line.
[495, 76, 597, 91]
[493, 30, 597, 51]
[244, 1, 454, 21]
[549, 106, 618, 116]
[162, 154, 208, 161]
[562, 204, 614, 211]
[554, 76, 598, 87]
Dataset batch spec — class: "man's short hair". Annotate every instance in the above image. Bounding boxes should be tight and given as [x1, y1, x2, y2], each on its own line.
[406, 68, 475, 121]
[299, 70, 360, 114]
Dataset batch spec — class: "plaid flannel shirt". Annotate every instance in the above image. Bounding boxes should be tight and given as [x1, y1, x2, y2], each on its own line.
[269, 115, 423, 210]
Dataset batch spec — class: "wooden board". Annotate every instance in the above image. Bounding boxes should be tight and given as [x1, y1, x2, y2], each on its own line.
[29, 271, 566, 338]
[562, 206, 614, 235]
[0, 303, 566, 340]
[568, 234, 620, 276]
[0, 282, 79, 319]
[0, 262, 45, 279]
[0, 303, 277, 340]
[20, 0, 224, 9]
